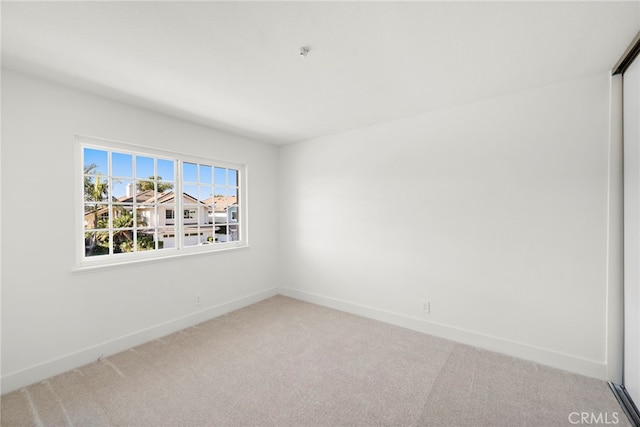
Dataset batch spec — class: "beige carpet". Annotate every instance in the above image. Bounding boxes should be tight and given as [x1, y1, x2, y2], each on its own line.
[1, 295, 629, 426]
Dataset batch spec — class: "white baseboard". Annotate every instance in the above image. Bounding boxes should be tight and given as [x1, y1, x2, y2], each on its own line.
[278, 287, 607, 380]
[1, 287, 278, 395]
[2, 286, 607, 395]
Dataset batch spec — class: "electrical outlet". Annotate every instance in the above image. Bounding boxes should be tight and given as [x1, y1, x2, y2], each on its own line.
[420, 300, 431, 314]
[195, 293, 202, 306]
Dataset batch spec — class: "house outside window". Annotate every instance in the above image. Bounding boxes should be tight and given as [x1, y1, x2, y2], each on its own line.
[78, 135, 246, 268]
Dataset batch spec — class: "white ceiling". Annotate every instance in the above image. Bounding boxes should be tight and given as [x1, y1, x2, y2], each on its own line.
[2, 1, 639, 145]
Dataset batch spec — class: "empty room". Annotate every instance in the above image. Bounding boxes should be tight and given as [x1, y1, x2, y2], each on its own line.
[2, 1, 640, 426]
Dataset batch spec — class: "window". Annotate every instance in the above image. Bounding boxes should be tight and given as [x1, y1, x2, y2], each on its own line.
[78, 136, 245, 267]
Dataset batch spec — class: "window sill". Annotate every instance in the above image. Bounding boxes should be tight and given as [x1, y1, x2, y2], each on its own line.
[72, 244, 249, 272]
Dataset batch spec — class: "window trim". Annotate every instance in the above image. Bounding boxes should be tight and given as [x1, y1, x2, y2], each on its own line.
[75, 135, 248, 270]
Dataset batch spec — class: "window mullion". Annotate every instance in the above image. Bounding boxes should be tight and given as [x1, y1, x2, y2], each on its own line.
[108, 151, 114, 255]
[176, 159, 183, 250]
[131, 153, 137, 253]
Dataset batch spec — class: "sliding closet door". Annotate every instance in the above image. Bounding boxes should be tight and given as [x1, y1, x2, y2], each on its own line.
[624, 52, 640, 407]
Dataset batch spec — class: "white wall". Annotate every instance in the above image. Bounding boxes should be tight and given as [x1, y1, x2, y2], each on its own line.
[279, 73, 614, 379]
[0, 67, 620, 392]
[1, 69, 279, 393]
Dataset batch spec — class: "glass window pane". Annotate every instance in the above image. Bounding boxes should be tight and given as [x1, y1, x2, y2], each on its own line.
[228, 169, 238, 186]
[136, 229, 156, 252]
[136, 177, 156, 194]
[200, 228, 215, 245]
[228, 205, 239, 223]
[84, 204, 109, 230]
[183, 162, 197, 183]
[112, 222, 134, 253]
[214, 194, 227, 224]
[199, 186, 214, 204]
[183, 227, 200, 247]
[114, 236, 134, 253]
[215, 225, 228, 243]
[158, 227, 175, 249]
[183, 184, 198, 202]
[84, 175, 109, 202]
[112, 179, 133, 201]
[135, 207, 152, 228]
[83, 148, 107, 175]
[227, 188, 239, 205]
[158, 159, 175, 182]
[136, 190, 155, 205]
[213, 187, 238, 206]
[183, 209, 197, 228]
[136, 156, 154, 180]
[113, 205, 134, 228]
[112, 152, 133, 177]
[214, 167, 227, 186]
[158, 180, 174, 197]
[199, 165, 213, 184]
[214, 186, 227, 199]
[162, 205, 176, 225]
[206, 206, 214, 225]
[85, 231, 110, 257]
[229, 224, 240, 241]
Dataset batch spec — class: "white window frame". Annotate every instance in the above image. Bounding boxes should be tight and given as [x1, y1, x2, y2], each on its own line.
[75, 135, 247, 269]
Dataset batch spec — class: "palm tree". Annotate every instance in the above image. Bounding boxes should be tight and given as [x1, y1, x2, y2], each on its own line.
[137, 176, 173, 193]
[84, 164, 108, 199]
[111, 208, 154, 253]
[84, 164, 109, 255]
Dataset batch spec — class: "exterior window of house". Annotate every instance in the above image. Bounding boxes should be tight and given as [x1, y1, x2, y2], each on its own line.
[78, 135, 245, 268]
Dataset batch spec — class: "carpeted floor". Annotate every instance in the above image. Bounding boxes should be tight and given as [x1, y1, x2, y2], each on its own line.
[1, 295, 629, 426]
